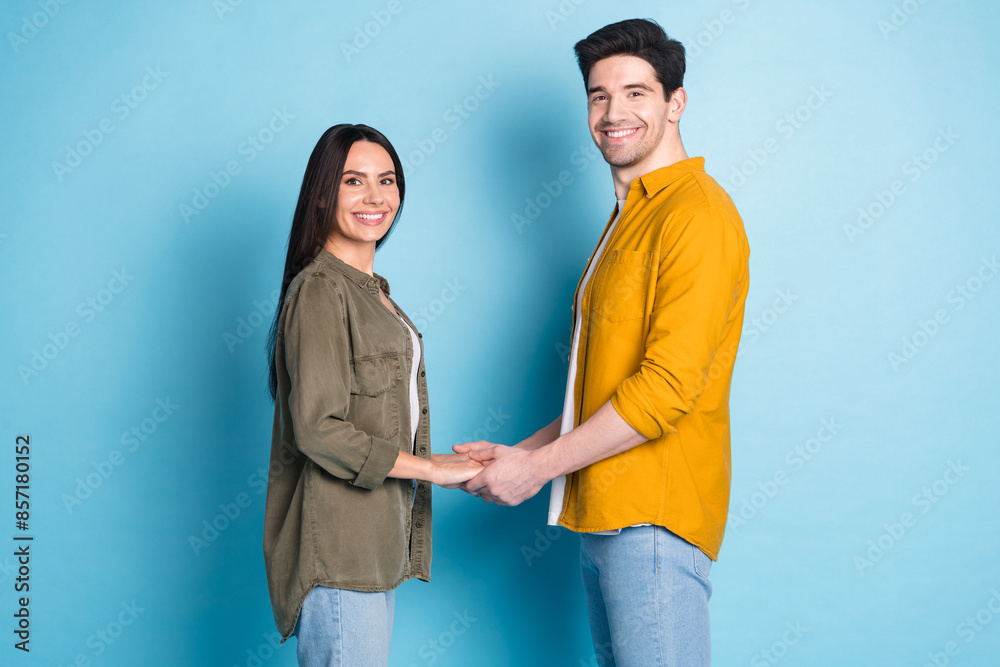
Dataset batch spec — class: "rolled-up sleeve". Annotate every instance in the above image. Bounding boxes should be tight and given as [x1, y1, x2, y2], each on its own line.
[284, 274, 399, 489]
[612, 206, 748, 440]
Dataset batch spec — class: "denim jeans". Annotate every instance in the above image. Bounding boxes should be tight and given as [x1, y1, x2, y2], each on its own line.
[580, 525, 713, 666]
[293, 586, 395, 667]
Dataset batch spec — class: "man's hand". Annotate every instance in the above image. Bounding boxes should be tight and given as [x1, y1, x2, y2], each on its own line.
[460, 445, 549, 506]
[452, 441, 497, 455]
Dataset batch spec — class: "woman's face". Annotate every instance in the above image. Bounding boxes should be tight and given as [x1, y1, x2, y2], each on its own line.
[330, 141, 399, 248]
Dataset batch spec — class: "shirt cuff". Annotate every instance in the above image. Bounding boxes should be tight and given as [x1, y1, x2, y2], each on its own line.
[352, 436, 400, 490]
[611, 392, 678, 441]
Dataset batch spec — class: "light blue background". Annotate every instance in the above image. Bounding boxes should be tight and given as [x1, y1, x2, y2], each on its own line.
[2, 0, 999, 665]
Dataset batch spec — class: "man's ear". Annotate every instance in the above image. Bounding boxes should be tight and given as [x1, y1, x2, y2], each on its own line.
[668, 87, 687, 122]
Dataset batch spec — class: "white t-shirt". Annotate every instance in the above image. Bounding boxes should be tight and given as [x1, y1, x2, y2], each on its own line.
[398, 316, 421, 508]
[548, 200, 631, 528]
[399, 317, 420, 452]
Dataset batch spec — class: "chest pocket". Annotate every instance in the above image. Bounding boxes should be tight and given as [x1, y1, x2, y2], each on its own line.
[349, 353, 402, 441]
[590, 250, 652, 323]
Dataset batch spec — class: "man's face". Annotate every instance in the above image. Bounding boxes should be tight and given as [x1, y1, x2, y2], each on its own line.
[587, 55, 673, 168]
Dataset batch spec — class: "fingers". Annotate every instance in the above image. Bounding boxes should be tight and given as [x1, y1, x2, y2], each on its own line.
[453, 441, 496, 454]
[462, 469, 489, 494]
[433, 453, 471, 463]
[467, 448, 497, 463]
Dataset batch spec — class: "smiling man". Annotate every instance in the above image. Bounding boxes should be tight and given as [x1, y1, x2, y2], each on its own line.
[456, 18, 750, 665]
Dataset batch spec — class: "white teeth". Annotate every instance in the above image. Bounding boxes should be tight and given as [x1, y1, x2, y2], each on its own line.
[607, 129, 636, 138]
[356, 213, 383, 220]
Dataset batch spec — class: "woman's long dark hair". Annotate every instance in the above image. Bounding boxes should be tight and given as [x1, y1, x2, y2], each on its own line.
[266, 124, 406, 401]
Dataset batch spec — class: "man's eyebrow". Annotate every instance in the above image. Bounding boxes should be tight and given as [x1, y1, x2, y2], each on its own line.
[587, 82, 655, 95]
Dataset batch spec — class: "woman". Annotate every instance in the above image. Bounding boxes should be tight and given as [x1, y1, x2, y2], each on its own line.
[263, 124, 481, 666]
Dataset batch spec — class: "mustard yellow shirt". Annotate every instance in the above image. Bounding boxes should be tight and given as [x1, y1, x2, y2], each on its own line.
[557, 157, 750, 560]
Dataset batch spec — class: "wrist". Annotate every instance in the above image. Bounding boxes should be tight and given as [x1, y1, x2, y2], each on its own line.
[424, 458, 440, 485]
[515, 439, 540, 452]
[526, 444, 559, 485]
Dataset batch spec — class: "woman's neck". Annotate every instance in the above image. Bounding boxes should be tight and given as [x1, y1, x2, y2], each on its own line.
[323, 237, 376, 276]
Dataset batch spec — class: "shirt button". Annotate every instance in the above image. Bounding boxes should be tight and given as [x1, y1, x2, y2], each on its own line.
[420, 371, 425, 377]
[421, 408, 427, 414]
[419, 446, 426, 452]
[415, 522, 422, 529]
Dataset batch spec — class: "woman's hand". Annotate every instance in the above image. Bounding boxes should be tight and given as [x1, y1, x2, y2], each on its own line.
[431, 456, 484, 488]
[431, 452, 476, 464]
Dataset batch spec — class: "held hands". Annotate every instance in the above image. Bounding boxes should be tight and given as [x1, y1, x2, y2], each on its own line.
[429, 453, 484, 489]
[451, 442, 547, 506]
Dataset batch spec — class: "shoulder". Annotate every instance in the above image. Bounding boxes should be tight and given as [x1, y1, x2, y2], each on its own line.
[287, 257, 350, 304]
[281, 260, 350, 331]
[657, 172, 747, 251]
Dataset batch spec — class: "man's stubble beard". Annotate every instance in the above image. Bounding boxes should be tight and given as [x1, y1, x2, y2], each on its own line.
[596, 123, 666, 169]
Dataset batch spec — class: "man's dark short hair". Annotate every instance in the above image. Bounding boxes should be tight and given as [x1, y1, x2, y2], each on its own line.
[574, 18, 685, 101]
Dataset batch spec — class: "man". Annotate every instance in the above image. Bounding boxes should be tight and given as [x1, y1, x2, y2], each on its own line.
[456, 18, 749, 666]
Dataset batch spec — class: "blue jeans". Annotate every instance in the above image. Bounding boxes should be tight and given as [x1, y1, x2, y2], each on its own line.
[293, 586, 395, 667]
[580, 525, 713, 666]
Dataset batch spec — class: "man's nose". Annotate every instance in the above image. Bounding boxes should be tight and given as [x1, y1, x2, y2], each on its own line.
[605, 95, 629, 124]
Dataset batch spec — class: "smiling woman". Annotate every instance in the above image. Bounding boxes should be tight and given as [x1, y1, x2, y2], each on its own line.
[261, 124, 483, 666]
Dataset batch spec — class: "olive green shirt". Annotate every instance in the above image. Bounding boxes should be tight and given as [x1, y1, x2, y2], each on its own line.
[263, 249, 431, 641]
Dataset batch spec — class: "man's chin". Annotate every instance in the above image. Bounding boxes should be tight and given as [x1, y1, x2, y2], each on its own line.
[601, 148, 643, 168]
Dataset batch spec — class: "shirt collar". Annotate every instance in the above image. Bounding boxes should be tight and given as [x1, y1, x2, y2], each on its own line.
[632, 156, 706, 200]
[315, 248, 391, 296]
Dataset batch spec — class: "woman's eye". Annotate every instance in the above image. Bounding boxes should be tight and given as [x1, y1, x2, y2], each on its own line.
[381, 179, 395, 186]
[345, 178, 360, 185]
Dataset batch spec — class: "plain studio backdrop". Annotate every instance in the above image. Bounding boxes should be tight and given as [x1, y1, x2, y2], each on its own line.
[1, 0, 998, 665]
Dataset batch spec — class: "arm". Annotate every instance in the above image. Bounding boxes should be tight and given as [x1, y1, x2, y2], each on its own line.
[611, 206, 748, 439]
[287, 275, 480, 490]
[513, 415, 562, 451]
[465, 206, 747, 504]
[389, 451, 483, 487]
[463, 402, 643, 504]
[452, 414, 562, 456]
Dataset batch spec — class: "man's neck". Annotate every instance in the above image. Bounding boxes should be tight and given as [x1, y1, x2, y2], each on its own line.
[611, 140, 689, 201]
